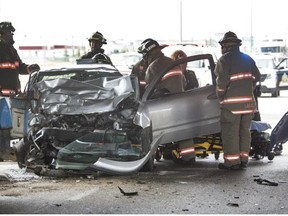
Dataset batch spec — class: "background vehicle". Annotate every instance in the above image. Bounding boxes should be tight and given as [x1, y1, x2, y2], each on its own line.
[252, 53, 288, 97]
[109, 52, 142, 75]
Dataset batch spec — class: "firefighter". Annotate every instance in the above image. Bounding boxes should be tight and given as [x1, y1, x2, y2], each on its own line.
[138, 38, 186, 93]
[0, 21, 40, 161]
[133, 41, 167, 97]
[138, 38, 195, 164]
[131, 58, 148, 98]
[170, 50, 199, 90]
[0, 21, 40, 95]
[214, 31, 261, 170]
[80, 31, 113, 64]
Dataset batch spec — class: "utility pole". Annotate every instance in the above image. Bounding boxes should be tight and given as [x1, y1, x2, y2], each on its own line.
[180, 0, 183, 42]
[250, 0, 254, 52]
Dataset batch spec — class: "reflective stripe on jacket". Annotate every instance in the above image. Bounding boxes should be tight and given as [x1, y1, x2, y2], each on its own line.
[145, 52, 185, 93]
[161, 69, 183, 81]
[0, 61, 19, 69]
[1, 89, 16, 96]
[0, 41, 29, 90]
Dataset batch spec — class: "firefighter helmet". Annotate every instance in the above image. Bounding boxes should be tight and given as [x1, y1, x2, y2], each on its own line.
[138, 38, 160, 57]
[219, 31, 242, 46]
[0, 21, 15, 32]
[88, 31, 107, 44]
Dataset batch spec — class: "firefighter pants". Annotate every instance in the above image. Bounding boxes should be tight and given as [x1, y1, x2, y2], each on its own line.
[220, 108, 253, 166]
[178, 138, 195, 161]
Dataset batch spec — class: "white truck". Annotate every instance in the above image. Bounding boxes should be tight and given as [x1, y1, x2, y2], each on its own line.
[252, 53, 288, 97]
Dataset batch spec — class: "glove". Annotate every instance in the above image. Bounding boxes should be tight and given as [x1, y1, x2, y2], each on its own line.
[28, 64, 40, 73]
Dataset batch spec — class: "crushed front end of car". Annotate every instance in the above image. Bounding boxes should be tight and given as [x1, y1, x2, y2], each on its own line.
[12, 64, 152, 175]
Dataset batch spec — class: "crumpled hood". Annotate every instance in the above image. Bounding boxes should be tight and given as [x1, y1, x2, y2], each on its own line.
[34, 75, 134, 115]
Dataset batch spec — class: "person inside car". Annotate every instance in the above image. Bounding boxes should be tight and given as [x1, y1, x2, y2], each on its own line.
[80, 31, 113, 65]
[138, 38, 195, 164]
[170, 50, 199, 90]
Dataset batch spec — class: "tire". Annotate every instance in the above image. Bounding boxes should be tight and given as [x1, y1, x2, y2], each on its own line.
[155, 148, 162, 161]
[214, 151, 220, 160]
[274, 144, 283, 156]
[14, 137, 29, 169]
[141, 154, 155, 172]
[139, 126, 154, 172]
[267, 152, 275, 161]
[271, 89, 279, 97]
[0, 129, 12, 161]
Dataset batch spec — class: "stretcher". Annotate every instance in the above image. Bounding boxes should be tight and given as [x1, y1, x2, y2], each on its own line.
[270, 111, 288, 155]
[156, 120, 282, 162]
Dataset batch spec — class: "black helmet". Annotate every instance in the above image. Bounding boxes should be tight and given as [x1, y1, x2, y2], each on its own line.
[88, 31, 107, 44]
[219, 31, 242, 46]
[0, 21, 15, 32]
[138, 38, 160, 57]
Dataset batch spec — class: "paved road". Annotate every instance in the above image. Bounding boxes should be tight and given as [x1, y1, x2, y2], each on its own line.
[0, 91, 287, 214]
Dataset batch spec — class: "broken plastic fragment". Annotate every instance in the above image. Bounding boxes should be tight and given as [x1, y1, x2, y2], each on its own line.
[227, 203, 239, 207]
[254, 178, 278, 186]
[118, 186, 138, 196]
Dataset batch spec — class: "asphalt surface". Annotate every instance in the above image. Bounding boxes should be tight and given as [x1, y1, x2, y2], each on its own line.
[0, 92, 287, 214]
[0, 152, 287, 214]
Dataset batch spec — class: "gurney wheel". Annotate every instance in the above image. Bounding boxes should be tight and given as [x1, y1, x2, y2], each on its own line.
[267, 152, 275, 161]
[155, 148, 162, 161]
[214, 151, 220, 160]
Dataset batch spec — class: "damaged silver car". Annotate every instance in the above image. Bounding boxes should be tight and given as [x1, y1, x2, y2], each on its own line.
[12, 54, 220, 175]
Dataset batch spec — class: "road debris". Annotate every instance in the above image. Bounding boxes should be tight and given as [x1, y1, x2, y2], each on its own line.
[118, 186, 138, 196]
[227, 203, 239, 207]
[254, 178, 278, 186]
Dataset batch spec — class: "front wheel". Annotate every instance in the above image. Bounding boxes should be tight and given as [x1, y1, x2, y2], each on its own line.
[141, 154, 155, 172]
[271, 88, 279, 97]
[267, 152, 275, 161]
[139, 126, 154, 172]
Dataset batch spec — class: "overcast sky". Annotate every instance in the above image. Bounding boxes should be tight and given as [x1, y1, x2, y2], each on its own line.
[1, 0, 288, 45]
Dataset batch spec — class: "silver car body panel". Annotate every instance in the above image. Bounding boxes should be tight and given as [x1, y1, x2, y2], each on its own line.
[135, 85, 221, 145]
[135, 54, 221, 145]
[90, 132, 164, 175]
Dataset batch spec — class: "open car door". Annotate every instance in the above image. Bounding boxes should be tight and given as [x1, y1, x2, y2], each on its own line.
[92, 54, 221, 175]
